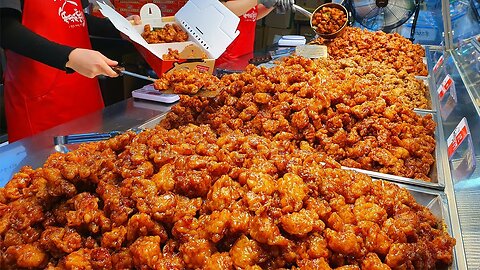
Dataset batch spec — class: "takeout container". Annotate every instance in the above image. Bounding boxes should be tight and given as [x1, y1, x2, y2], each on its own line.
[98, 0, 240, 75]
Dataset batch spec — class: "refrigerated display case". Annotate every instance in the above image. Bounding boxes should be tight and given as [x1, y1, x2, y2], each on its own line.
[418, 1, 480, 262]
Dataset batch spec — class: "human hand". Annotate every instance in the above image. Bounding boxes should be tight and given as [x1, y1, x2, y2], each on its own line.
[126, 14, 141, 25]
[66, 48, 119, 78]
[278, 0, 294, 10]
[258, 0, 278, 8]
[275, 0, 294, 14]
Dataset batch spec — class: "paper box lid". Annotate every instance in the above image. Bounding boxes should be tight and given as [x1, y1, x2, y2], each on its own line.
[175, 0, 240, 59]
[97, 0, 240, 59]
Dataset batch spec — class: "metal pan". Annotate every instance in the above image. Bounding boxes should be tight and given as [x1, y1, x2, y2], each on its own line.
[293, 3, 349, 39]
[372, 181, 462, 270]
[340, 111, 446, 190]
[413, 76, 436, 113]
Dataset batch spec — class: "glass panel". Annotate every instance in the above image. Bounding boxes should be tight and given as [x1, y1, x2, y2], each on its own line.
[450, 0, 480, 43]
[396, 0, 445, 45]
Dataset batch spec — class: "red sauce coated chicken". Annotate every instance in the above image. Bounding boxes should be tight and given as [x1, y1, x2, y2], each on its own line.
[310, 27, 428, 76]
[0, 124, 454, 269]
[161, 56, 435, 181]
[141, 23, 189, 44]
[312, 6, 347, 35]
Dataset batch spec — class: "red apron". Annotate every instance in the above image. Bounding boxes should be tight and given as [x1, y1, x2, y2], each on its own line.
[216, 6, 258, 66]
[4, 0, 104, 142]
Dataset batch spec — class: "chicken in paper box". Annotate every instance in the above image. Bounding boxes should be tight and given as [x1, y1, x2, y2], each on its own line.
[98, 0, 240, 75]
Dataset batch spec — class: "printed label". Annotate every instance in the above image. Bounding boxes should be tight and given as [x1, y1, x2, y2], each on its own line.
[447, 117, 470, 158]
[437, 74, 453, 100]
[433, 55, 444, 73]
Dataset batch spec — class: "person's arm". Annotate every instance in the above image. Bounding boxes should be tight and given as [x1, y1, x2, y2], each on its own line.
[0, 8, 74, 71]
[0, 8, 119, 77]
[257, 4, 275, 20]
[221, 0, 258, 16]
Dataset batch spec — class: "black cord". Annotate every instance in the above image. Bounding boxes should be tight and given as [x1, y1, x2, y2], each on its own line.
[471, 0, 480, 22]
[409, 0, 421, 42]
[344, 0, 356, 26]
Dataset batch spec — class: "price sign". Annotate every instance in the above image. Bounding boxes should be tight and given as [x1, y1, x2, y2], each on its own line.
[295, 45, 328, 59]
[432, 54, 447, 87]
[447, 118, 470, 159]
[432, 55, 444, 73]
[437, 74, 454, 101]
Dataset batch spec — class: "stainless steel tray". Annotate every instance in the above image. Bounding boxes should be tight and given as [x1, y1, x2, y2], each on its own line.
[342, 110, 447, 190]
[413, 76, 436, 113]
[373, 181, 463, 270]
[142, 109, 448, 189]
[137, 111, 169, 130]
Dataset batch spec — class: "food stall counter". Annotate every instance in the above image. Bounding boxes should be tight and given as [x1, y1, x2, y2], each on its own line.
[0, 98, 175, 185]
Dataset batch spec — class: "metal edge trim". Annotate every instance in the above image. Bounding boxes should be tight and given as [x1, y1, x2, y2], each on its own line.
[136, 111, 169, 130]
[432, 50, 468, 269]
[342, 166, 443, 190]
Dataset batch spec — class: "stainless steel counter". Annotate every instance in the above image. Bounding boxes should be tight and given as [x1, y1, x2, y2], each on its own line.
[0, 98, 175, 186]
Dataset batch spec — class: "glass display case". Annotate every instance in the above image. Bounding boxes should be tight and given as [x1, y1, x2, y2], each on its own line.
[423, 31, 480, 270]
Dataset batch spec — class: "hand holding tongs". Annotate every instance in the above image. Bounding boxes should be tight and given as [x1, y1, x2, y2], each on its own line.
[112, 66, 157, 82]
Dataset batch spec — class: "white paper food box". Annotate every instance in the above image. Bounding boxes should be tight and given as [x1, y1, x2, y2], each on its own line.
[97, 0, 240, 75]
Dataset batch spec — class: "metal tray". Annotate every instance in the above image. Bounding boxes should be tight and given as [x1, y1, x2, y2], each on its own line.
[413, 76, 435, 112]
[137, 111, 169, 130]
[341, 110, 447, 190]
[372, 181, 463, 270]
[141, 109, 448, 189]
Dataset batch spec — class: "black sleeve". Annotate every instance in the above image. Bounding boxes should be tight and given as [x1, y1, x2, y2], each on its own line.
[0, 8, 74, 71]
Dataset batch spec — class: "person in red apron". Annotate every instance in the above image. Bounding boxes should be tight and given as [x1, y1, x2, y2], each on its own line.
[217, 0, 293, 67]
[0, 0, 139, 142]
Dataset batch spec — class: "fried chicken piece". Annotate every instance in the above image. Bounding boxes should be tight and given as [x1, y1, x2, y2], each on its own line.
[129, 236, 162, 269]
[4, 244, 48, 268]
[163, 48, 181, 60]
[204, 252, 234, 270]
[277, 172, 308, 212]
[179, 238, 216, 269]
[280, 209, 325, 236]
[142, 24, 189, 44]
[229, 235, 266, 268]
[40, 227, 82, 258]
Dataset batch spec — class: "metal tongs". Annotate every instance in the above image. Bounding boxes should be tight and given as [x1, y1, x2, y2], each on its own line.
[53, 128, 143, 153]
[112, 66, 221, 98]
[112, 66, 157, 82]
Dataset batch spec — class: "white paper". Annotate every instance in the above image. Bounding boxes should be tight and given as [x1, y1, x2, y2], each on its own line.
[97, 1, 149, 47]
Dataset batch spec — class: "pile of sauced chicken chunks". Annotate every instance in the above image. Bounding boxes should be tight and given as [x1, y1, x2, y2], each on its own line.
[0, 124, 454, 269]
